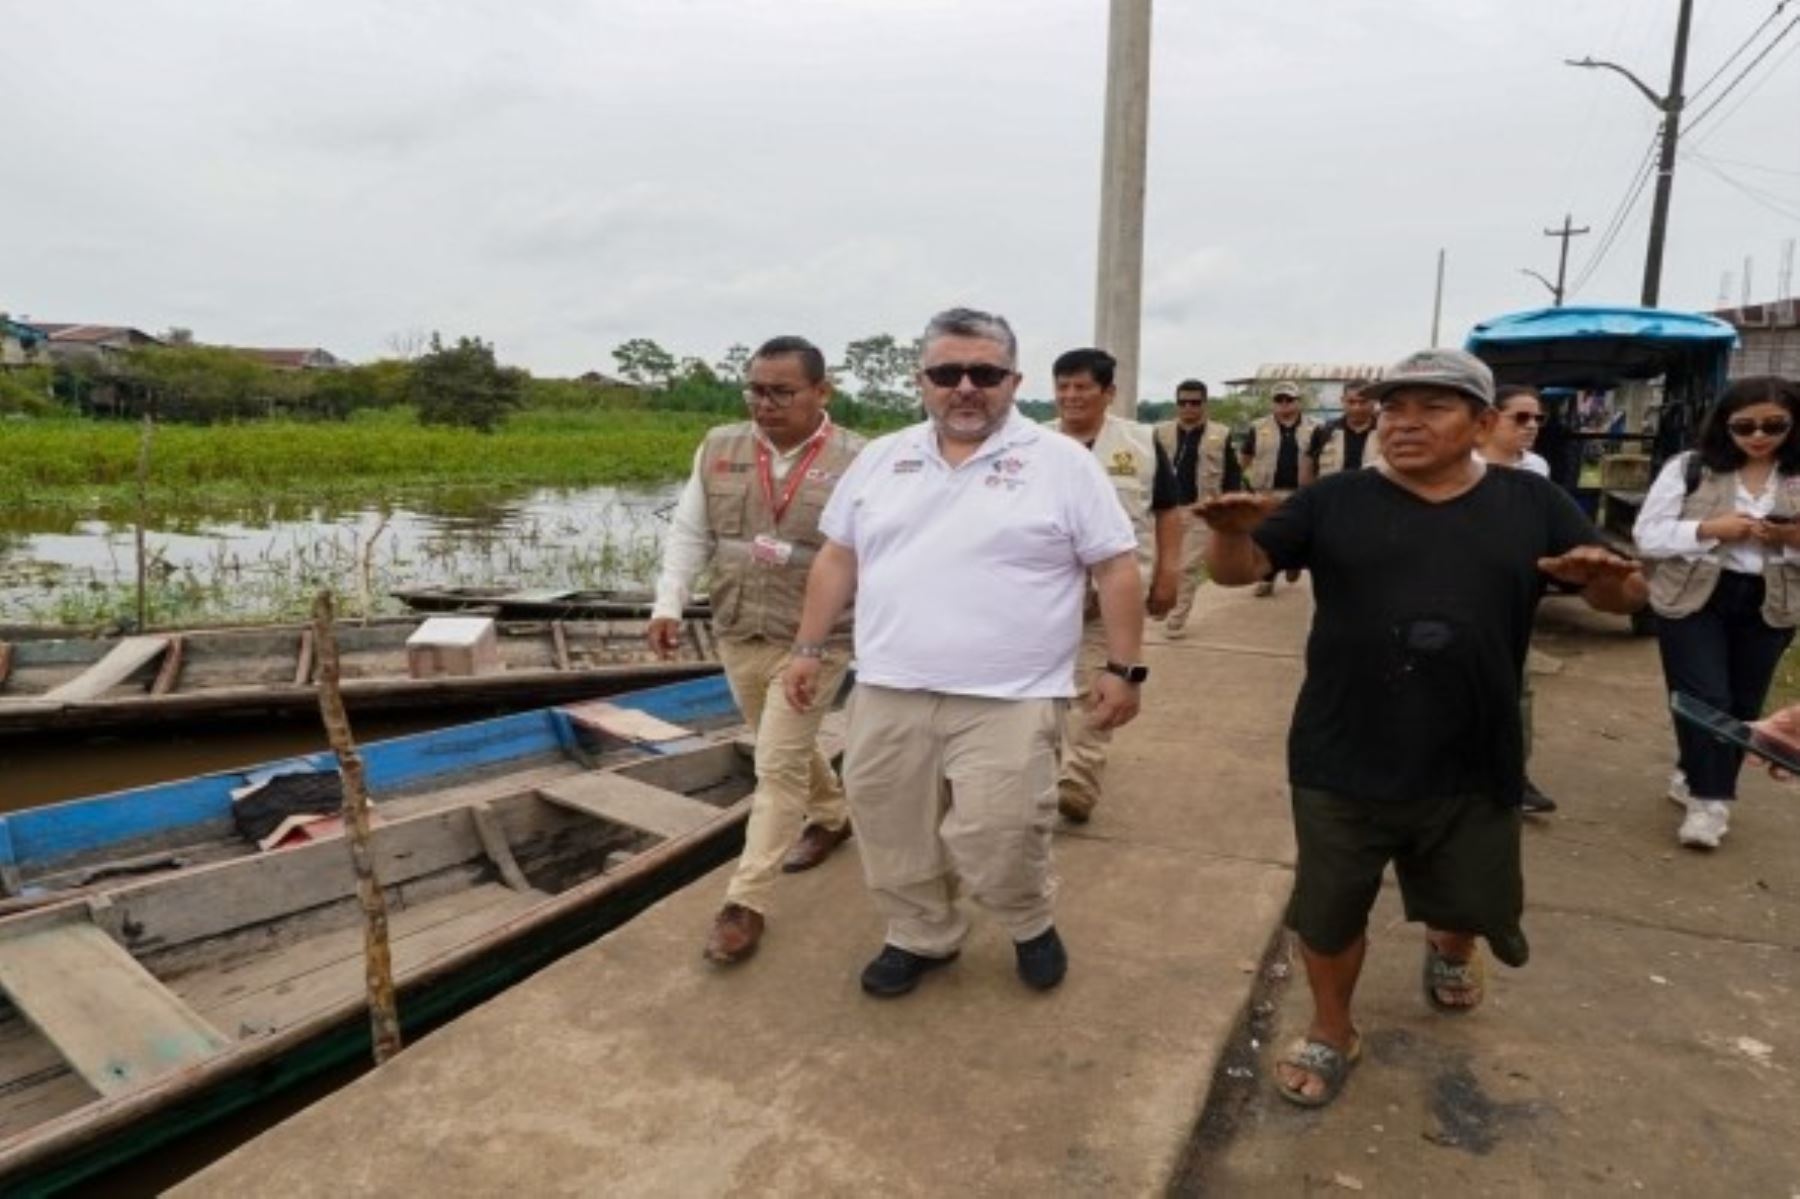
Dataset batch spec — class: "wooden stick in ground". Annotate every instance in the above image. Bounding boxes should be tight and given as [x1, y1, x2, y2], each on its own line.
[357, 511, 392, 626]
[134, 414, 154, 631]
[312, 589, 404, 1063]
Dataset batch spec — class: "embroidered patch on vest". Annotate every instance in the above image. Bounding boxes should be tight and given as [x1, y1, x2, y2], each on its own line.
[892, 459, 924, 474]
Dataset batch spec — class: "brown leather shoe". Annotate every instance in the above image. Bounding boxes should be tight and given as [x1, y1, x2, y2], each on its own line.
[702, 903, 764, 965]
[1057, 792, 1094, 824]
[781, 822, 853, 873]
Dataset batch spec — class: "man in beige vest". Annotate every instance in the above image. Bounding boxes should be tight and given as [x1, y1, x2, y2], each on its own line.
[648, 336, 865, 965]
[1048, 347, 1180, 823]
[1240, 380, 1320, 597]
[1305, 379, 1382, 482]
[1154, 378, 1242, 638]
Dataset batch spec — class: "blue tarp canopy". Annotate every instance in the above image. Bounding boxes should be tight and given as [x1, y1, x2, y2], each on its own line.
[1465, 306, 1737, 390]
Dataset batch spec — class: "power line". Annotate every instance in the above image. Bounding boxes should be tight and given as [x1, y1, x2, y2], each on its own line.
[1684, 11, 1800, 137]
[1689, 153, 1800, 221]
[1688, 20, 1800, 149]
[1688, 0, 1790, 102]
[1568, 132, 1661, 298]
[1688, 151, 1800, 178]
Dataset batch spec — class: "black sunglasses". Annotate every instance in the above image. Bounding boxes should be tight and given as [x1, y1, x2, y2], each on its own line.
[1176, 398, 1207, 408]
[1727, 417, 1793, 438]
[1508, 412, 1546, 426]
[922, 362, 1014, 389]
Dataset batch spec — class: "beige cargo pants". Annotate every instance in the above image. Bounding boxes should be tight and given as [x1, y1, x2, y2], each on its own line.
[1056, 622, 1112, 821]
[716, 637, 851, 914]
[843, 684, 1063, 957]
[1163, 508, 1210, 635]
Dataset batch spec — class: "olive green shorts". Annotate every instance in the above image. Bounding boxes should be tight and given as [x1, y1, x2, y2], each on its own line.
[1285, 786, 1529, 968]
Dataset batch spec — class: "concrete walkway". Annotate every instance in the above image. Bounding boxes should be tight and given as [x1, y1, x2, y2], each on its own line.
[178, 583, 1314, 1197]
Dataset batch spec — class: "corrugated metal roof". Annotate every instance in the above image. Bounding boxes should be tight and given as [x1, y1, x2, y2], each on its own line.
[1222, 363, 1387, 386]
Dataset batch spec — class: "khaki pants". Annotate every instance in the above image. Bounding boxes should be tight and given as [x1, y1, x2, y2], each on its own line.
[1056, 623, 1112, 819]
[843, 684, 1063, 956]
[1165, 508, 1210, 632]
[716, 637, 851, 914]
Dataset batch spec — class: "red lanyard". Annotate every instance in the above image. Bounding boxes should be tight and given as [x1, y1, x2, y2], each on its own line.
[756, 419, 832, 525]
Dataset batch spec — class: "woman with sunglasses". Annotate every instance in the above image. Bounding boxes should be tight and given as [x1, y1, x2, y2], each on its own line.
[1476, 384, 1551, 476]
[1635, 375, 1800, 849]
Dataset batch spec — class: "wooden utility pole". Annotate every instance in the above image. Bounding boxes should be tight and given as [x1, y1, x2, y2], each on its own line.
[1522, 215, 1591, 306]
[312, 590, 403, 1064]
[1095, 0, 1153, 416]
[1565, 0, 1693, 307]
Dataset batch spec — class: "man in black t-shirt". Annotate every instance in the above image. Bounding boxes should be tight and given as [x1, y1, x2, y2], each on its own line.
[1199, 348, 1646, 1110]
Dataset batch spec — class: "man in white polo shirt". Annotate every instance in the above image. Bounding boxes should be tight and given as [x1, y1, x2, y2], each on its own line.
[784, 307, 1147, 998]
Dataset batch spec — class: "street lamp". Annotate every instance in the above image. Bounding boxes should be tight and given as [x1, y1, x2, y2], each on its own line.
[1565, 0, 1694, 307]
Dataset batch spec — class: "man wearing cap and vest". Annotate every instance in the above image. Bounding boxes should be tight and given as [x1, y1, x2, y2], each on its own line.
[1305, 379, 1382, 482]
[648, 335, 865, 966]
[1199, 347, 1645, 1111]
[1240, 380, 1320, 596]
[1154, 378, 1243, 639]
[1047, 347, 1181, 824]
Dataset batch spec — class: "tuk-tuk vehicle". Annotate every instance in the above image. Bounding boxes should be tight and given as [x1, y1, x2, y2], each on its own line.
[1465, 305, 1739, 632]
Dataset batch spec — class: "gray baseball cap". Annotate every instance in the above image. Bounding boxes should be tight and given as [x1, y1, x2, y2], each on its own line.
[1270, 380, 1304, 400]
[1363, 348, 1495, 407]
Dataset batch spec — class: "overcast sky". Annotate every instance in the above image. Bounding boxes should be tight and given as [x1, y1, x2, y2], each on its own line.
[4, 0, 1796, 398]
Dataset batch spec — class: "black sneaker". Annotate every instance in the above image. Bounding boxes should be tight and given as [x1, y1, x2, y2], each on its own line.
[860, 944, 958, 998]
[1521, 779, 1558, 814]
[1014, 927, 1068, 991]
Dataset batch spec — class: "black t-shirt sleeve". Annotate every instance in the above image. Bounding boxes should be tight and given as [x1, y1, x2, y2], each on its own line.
[1240, 426, 1258, 458]
[1150, 439, 1178, 511]
[1542, 477, 1604, 556]
[1251, 484, 1315, 570]
[1306, 424, 1330, 461]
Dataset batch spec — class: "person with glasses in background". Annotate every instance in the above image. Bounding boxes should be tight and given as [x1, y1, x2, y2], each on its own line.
[1047, 347, 1181, 824]
[1476, 384, 1557, 813]
[1154, 379, 1243, 639]
[1239, 381, 1319, 596]
[1199, 348, 1643, 1110]
[784, 307, 1145, 998]
[1635, 376, 1800, 850]
[1304, 378, 1383, 483]
[648, 336, 867, 966]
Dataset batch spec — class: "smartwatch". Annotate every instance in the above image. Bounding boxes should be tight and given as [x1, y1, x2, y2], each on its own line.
[1102, 661, 1149, 684]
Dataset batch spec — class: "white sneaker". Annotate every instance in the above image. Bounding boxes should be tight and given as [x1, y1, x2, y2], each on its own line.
[1677, 800, 1730, 849]
[1667, 770, 1692, 811]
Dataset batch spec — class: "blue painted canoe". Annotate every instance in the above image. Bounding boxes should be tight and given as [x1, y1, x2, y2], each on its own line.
[0, 670, 810, 1193]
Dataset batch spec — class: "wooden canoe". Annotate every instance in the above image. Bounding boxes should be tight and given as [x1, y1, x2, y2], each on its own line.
[0, 615, 720, 737]
[391, 585, 711, 621]
[0, 673, 806, 1193]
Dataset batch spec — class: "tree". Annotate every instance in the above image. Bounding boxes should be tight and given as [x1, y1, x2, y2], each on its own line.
[611, 338, 677, 388]
[839, 334, 922, 408]
[160, 327, 195, 347]
[408, 334, 526, 431]
[714, 343, 752, 384]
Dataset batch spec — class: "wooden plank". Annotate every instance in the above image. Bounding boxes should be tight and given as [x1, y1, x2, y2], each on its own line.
[538, 772, 723, 841]
[293, 628, 314, 686]
[150, 635, 185, 695]
[560, 700, 695, 743]
[0, 641, 12, 690]
[41, 636, 171, 702]
[470, 802, 531, 892]
[550, 621, 571, 672]
[0, 922, 229, 1097]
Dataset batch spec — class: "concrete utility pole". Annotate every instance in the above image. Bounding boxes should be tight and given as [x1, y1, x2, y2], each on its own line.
[1429, 249, 1446, 347]
[1095, 0, 1152, 417]
[1566, 0, 1694, 307]
[1521, 214, 1591, 306]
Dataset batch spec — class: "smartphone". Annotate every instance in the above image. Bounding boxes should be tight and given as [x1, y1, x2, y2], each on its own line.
[1764, 514, 1795, 526]
[1669, 692, 1800, 776]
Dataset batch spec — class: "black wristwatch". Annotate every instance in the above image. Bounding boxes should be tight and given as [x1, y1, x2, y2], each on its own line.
[1102, 661, 1149, 684]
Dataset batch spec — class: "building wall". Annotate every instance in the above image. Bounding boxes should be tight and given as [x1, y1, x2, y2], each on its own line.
[1729, 326, 1800, 380]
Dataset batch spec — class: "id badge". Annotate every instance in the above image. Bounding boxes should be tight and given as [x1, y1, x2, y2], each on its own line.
[750, 534, 794, 567]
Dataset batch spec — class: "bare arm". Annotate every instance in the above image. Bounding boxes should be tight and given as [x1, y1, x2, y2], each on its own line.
[1147, 508, 1182, 616]
[1087, 550, 1145, 732]
[782, 540, 859, 710]
[1537, 546, 1648, 615]
[1198, 494, 1278, 585]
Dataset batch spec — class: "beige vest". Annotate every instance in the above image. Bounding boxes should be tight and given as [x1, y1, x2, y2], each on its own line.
[1247, 415, 1320, 492]
[1316, 420, 1382, 477]
[1051, 414, 1156, 576]
[1153, 419, 1233, 504]
[1646, 454, 1800, 627]
[697, 420, 865, 645]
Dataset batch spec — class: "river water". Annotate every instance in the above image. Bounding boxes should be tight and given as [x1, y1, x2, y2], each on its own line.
[0, 482, 680, 627]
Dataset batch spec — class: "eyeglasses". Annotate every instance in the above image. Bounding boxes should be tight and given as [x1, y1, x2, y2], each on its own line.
[1727, 417, 1793, 438]
[921, 362, 1014, 389]
[1507, 412, 1546, 426]
[1273, 395, 1299, 404]
[1176, 399, 1207, 408]
[743, 385, 805, 408]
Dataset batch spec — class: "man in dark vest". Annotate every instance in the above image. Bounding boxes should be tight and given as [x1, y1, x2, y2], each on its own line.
[648, 336, 866, 965]
[1305, 379, 1382, 481]
[1153, 378, 1242, 639]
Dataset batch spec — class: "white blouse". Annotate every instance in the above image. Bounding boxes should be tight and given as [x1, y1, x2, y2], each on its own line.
[1632, 452, 1797, 576]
